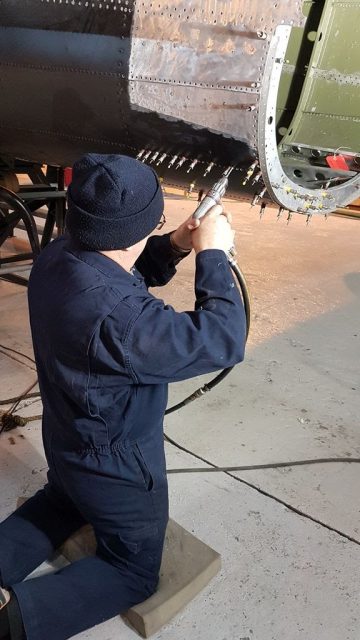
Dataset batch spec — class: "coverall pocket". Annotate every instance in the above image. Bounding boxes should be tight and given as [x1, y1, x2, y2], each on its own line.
[98, 522, 160, 569]
[134, 438, 167, 490]
[131, 437, 169, 531]
[132, 444, 154, 492]
[117, 522, 159, 555]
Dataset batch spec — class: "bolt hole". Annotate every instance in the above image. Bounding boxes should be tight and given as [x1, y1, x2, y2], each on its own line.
[294, 169, 303, 178]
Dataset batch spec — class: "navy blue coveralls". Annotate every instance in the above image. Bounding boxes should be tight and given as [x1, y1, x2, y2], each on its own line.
[0, 232, 245, 640]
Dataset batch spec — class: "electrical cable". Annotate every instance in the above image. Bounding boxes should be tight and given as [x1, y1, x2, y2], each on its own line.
[0, 348, 37, 372]
[164, 433, 360, 546]
[0, 392, 40, 406]
[9, 380, 39, 415]
[0, 344, 40, 433]
[166, 458, 360, 474]
[0, 343, 36, 365]
[0, 379, 40, 435]
[164, 431, 360, 474]
[0, 411, 42, 433]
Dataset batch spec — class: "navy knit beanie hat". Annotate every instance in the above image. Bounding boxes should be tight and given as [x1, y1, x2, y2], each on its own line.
[66, 153, 164, 250]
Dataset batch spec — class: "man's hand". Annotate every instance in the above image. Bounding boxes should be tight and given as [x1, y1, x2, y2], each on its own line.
[170, 206, 233, 254]
[170, 214, 201, 252]
[192, 205, 235, 255]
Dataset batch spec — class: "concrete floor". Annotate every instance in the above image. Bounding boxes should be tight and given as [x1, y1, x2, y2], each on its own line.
[0, 196, 359, 639]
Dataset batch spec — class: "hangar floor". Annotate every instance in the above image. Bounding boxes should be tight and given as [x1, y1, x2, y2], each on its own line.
[0, 193, 359, 640]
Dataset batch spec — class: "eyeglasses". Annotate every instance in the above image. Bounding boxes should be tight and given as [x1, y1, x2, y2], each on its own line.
[156, 214, 166, 230]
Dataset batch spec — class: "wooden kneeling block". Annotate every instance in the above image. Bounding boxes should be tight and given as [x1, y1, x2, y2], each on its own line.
[17, 499, 221, 637]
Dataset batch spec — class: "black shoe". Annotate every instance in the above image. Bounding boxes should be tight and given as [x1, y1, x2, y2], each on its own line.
[0, 590, 25, 640]
[0, 588, 11, 640]
[0, 589, 10, 612]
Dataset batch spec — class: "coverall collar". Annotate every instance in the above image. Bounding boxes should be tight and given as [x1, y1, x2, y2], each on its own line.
[66, 236, 143, 284]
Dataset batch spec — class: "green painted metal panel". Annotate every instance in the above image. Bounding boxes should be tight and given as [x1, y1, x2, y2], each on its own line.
[281, 0, 360, 154]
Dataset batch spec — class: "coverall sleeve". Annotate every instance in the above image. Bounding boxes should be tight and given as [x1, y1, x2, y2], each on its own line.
[127, 249, 246, 384]
[135, 233, 189, 288]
